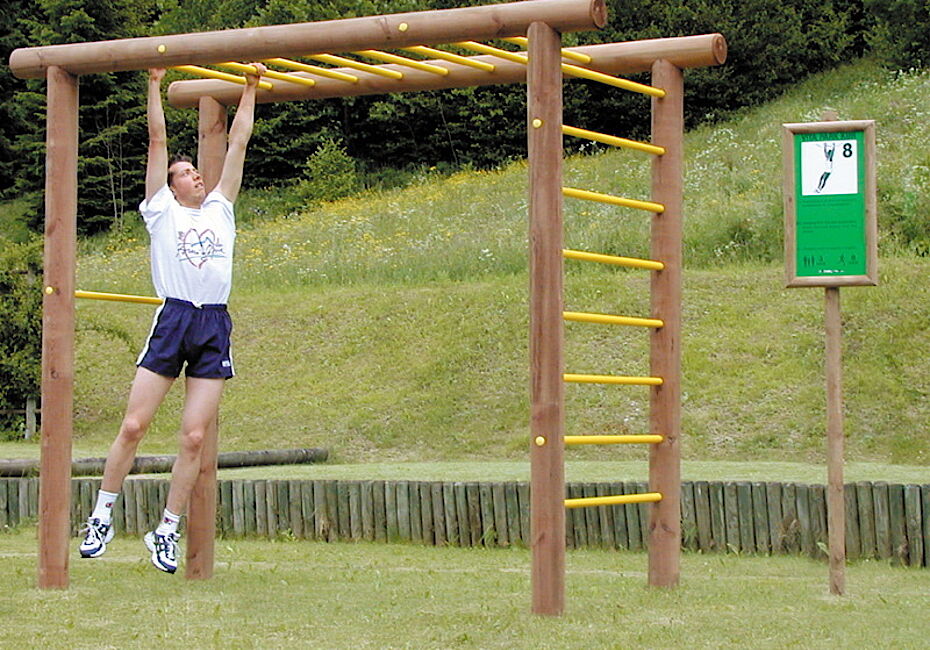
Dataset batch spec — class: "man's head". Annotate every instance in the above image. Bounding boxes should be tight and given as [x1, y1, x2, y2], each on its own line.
[167, 154, 205, 208]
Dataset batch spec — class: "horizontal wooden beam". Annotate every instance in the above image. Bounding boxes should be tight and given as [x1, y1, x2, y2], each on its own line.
[167, 34, 726, 108]
[9, 0, 606, 79]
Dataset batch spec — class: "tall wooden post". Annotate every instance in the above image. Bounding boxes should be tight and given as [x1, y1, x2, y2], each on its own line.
[648, 59, 683, 588]
[39, 65, 79, 589]
[186, 96, 227, 580]
[824, 286, 846, 594]
[528, 21, 565, 616]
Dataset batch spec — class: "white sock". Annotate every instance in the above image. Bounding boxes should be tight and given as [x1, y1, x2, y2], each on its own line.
[91, 490, 119, 524]
[155, 509, 181, 537]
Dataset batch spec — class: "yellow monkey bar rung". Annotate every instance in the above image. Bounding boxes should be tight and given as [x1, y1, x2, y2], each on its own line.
[170, 65, 273, 90]
[564, 373, 663, 386]
[563, 187, 664, 213]
[74, 290, 164, 305]
[564, 435, 664, 445]
[216, 62, 316, 87]
[562, 249, 664, 271]
[562, 124, 665, 156]
[307, 54, 403, 79]
[453, 41, 664, 97]
[500, 36, 592, 64]
[400, 46, 496, 71]
[563, 311, 663, 328]
[565, 492, 663, 509]
[262, 58, 359, 83]
[353, 50, 449, 75]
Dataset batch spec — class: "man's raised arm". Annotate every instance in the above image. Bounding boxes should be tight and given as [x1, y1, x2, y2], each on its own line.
[216, 63, 265, 203]
[145, 68, 168, 201]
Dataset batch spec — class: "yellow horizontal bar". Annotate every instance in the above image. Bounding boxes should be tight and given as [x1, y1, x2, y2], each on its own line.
[561, 125, 665, 156]
[564, 373, 663, 386]
[562, 249, 664, 271]
[563, 311, 663, 328]
[400, 46, 495, 72]
[564, 435, 664, 445]
[74, 290, 164, 306]
[561, 62, 665, 97]
[217, 62, 315, 87]
[500, 37, 593, 64]
[565, 492, 663, 509]
[563, 187, 664, 213]
[263, 58, 358, 83]
[453, 42, 662, 96]
[171, 65, 273, 90]
[353, 50, 448, 76]
[453, 41, 527, 64]
[308, 54, 403, 79]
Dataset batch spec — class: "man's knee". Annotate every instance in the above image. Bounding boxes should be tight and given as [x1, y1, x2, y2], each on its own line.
[119, 416, 148, 444]
[180, 427, 206, 455]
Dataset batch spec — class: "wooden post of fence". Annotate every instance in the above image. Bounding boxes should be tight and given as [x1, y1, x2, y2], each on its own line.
[25, 398, 37, 440]
[186, 96, 227, 581]
[648, 59, 683, 588]
[38, 65, 78, 590]
[527, 20, 565, 617]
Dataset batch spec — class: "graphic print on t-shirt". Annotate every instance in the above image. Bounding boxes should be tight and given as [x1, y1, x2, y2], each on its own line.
[177, 228, 226, 268]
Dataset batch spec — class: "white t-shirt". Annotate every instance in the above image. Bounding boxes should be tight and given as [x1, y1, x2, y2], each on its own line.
[139, 184, 235, 306]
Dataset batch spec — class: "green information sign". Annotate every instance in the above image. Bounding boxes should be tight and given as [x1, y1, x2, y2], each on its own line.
[782, 120, 877, 288]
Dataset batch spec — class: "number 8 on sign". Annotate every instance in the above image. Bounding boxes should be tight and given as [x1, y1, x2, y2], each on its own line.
[800, 138, 858, 196]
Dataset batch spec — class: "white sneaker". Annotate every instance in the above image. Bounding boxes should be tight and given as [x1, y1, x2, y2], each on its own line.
[79, 518, 114, 558]
[144, 530, 180, 574]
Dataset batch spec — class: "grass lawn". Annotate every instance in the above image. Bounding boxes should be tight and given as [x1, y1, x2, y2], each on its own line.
[1, 526, 927, 648]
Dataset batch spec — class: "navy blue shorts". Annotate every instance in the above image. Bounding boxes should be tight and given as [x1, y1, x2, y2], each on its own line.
[137, 298, 234, 379]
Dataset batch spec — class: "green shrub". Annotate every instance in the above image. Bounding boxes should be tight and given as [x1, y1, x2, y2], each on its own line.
[296, 138, 360, 204]
[0, 237, 42, 438]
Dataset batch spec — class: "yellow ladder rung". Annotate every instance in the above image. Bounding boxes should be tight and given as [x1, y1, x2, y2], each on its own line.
[307, 54, 404, 79]
[216, 62, 315, 87]
[565, 492, 663, 509]
[171, 65, 273, 90]
[263, 58, 359, 83]
[74, 290, 164, 305]
[353, 50, 449, 76]
[564, 435, 664, 445]
[561, 62, 665, 97]
[400, 46, 496, 72]
[563, 187, 664, 213]
[453, 41, 527, 64]
[562, 249, 664, 271]
[563, 311, 663, 328]
[458, 40, 663, 97]
[500, 37, 592, 64]
[562, 125, 665, 156]
[564, 373, 663, 386]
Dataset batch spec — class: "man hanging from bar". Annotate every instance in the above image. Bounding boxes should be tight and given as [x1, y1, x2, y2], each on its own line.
[78, 63, 266, 573]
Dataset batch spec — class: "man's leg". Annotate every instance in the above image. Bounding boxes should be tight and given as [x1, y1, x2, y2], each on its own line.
[145, 377, 223, 573]
[101, 367, 175, 492]
[165, 377, 225, 515]
[80, 367, 173, 558]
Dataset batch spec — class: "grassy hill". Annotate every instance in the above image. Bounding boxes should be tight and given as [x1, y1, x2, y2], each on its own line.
[16, 59, 930, 467]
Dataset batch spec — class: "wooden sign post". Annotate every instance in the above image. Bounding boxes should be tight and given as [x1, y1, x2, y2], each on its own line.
[782, 115, 877, 596]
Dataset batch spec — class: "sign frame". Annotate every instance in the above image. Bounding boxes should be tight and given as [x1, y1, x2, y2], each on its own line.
[783, 120, 877, 288]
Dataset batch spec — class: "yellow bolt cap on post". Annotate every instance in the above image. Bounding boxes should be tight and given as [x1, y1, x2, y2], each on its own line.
[44, 286, 54, 295]
[157, 44, 167, 54]
[398, 22, 409, 32]
[534, 436, 546, 446]
[532, 118, 543, 128]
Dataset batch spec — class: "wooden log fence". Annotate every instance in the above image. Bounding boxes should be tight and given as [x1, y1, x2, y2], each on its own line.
[1, 478, 927, 567]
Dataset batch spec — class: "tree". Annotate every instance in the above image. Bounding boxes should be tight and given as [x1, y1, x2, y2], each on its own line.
[0, 236, 42, 437]
[6, 0, 158, 235]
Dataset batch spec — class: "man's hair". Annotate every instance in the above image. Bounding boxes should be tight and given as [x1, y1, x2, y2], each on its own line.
[167, 154, 194, 187]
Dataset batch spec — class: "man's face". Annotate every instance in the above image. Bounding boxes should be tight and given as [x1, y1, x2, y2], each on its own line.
[169, 161, 205, 207]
